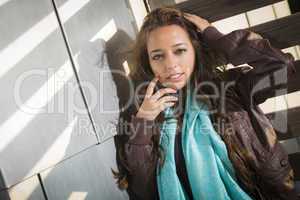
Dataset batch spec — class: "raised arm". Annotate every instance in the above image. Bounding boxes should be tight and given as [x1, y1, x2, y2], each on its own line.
[201, 26, 296, 105]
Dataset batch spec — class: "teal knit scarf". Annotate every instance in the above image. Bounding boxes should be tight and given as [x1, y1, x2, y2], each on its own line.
[156, 84, 253, 200]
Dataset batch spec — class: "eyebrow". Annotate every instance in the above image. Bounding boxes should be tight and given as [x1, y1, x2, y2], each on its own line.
[150, 42, 187, 54]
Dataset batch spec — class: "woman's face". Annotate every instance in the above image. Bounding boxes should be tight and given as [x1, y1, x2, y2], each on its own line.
[147, 25, 196, 90]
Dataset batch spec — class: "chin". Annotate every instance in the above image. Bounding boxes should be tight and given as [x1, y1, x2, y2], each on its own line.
[165, 81, 186, 90]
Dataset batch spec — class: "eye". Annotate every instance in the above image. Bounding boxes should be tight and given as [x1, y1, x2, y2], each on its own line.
[152, 54, 163, 61]
[174, 48, 187, 55]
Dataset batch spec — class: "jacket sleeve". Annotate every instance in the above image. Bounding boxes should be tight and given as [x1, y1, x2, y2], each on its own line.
[202, 27, 299, 199]
[123, 115, 159, 200]
[202, 26, 296, 105]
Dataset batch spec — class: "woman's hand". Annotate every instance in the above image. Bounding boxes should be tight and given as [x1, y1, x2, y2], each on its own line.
[184, 13, 211, 33]
[136, 77, 178, 120]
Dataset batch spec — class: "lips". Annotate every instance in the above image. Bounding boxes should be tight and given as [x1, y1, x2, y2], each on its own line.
[167, 73, 184, 81]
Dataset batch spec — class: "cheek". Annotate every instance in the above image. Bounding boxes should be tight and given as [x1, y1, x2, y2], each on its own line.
[184, 52, 196, 74]
[149, 62, 163, 78]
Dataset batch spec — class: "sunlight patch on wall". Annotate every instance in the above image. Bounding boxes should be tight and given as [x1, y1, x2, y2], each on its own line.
[122, 60, 130, 76]
[259, 94, 288, 114]
[90, 19, 117, 42]
[0, 0, 90, 79]
[260, 91, 300, 114]
[128, 0, 147, 30]
[285, 91, 300, 109]
[0, 55, 78, 152]
[26, 117, 77, 179]
[0, 0, 11, 7]
[68, 191, 88, 200]
[212, 13, 249, 34]
[7, 176, 42, 200]
[10, 117, 78, 199]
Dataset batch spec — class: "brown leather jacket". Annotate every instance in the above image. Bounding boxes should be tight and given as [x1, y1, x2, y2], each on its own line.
[115, 26, 298, 200]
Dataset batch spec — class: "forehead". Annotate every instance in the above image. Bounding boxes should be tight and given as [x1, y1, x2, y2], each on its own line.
[147, 25, 191, 51]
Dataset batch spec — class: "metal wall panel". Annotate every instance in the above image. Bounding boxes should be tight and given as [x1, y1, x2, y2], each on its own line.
[0, 0, 98, 189]
[54, 0, 137, 142]
[0, 176, 45, 200]
[40, 138, 128, 200]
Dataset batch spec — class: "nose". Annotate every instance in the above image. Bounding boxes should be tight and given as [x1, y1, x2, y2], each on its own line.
[164, 52, 178, 71]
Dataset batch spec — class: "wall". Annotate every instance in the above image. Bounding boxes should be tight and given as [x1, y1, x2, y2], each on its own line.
[0, 0, 139, 199]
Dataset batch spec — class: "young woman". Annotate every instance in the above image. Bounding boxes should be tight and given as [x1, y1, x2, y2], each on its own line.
[113, 7, 297, 200]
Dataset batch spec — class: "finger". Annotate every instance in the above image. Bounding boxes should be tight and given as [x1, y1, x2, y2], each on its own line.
[158, 95, 178, 104]
[184, 13, 196, 20]
[152, 87, 177, 100]
[183, 14, 193, 21]
[160, 102, 176, 111]
[184, 14, 199, 26]
[184, 13, 205, 23]
[183, 12, 193, 17]
[145, 77, 159, 98]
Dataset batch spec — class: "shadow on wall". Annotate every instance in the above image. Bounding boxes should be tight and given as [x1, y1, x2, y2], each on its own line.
[0, 0, 96, 192]
[23, 29, 133, 200]
[0, 0, 135, 198]
[106, 30, 135, 110]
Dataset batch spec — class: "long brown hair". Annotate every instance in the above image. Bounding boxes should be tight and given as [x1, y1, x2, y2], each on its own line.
[113, 7, 256, 197]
